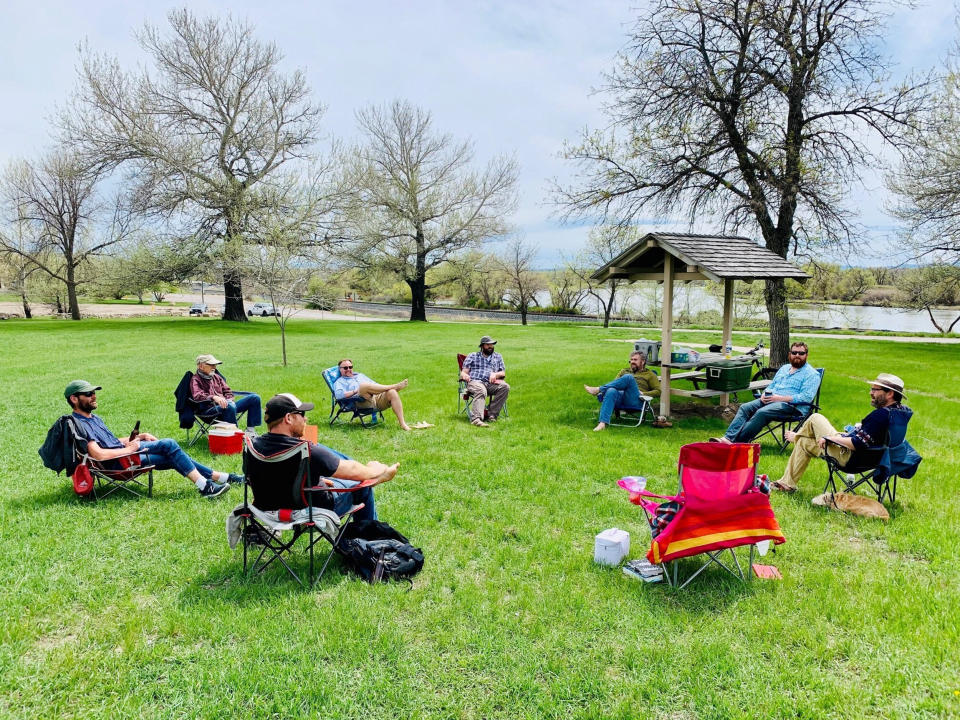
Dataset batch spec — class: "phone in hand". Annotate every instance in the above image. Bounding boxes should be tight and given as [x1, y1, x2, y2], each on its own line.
[129, 420, 140, 441]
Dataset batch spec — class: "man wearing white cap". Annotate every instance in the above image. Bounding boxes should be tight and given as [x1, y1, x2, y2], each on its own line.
[773, 373, 910, 493]
[250, 393, 398, 521]
[189, 354, 262, 428]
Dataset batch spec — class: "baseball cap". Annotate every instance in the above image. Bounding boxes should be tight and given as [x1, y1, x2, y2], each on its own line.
[64, 380, 102, 399]
[264, 393, 315, 423]
[196, 354, 223, 365]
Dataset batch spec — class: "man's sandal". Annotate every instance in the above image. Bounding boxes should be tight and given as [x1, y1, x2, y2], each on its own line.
[772, 481, 797, 494]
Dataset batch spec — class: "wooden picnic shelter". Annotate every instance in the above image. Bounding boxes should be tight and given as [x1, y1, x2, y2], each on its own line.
[591, 232, 810, 417]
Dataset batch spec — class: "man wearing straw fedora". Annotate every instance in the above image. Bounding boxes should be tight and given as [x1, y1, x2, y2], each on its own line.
[773, 373, 909, 493]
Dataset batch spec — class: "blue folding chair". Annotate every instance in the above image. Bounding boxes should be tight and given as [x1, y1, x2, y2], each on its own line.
[322, 366, 381, 427]
[823, 406, 921, 504]
[753, 368, 825, 453]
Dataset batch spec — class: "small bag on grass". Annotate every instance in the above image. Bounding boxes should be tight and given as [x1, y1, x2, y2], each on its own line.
[336, 519, 424, 584]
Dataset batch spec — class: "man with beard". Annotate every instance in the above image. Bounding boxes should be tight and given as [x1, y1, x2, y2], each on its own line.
[772, 373, 909, 493]
[584, 350, 661, 432]
[250, 393, 398, 520]
[460, 335, 509, 427]
[64, 380, 239, 498]
[711, 341, 819, 444]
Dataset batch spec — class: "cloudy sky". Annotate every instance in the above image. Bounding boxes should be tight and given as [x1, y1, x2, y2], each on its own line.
[1, 1, 956, 266]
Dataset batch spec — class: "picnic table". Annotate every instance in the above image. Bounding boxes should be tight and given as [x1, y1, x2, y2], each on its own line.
[656, 352, 772, 401]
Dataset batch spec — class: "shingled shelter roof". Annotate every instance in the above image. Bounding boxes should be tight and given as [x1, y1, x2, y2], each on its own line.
[591, 232, 810, 282]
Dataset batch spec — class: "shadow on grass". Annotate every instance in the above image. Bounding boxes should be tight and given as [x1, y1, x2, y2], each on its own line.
[8, 482, 191, 511]
[181, 552, 362, 606]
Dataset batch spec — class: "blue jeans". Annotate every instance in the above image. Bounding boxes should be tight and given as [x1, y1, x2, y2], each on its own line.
[724, 399, 801, 442]
[597, 375, 644, 424]
[216, 393, 262, 427]
[138, 438, 215, 480]
[315, 443, 377, 523]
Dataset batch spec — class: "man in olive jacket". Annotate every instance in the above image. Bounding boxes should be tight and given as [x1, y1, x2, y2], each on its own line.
[585, 351, 661, 431]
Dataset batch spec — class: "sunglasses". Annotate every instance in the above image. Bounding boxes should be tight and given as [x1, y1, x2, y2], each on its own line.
[77, 391, 97, 397]
[340, 365, 353, 370]
[289, 410, 306, 416]
[789, 351, 807, 356]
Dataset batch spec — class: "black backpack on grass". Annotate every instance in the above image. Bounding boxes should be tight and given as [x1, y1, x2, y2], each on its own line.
[336, 519, 424, 584]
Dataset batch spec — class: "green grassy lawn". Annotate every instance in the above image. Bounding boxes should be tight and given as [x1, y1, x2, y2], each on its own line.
[0, 317, 957, 719]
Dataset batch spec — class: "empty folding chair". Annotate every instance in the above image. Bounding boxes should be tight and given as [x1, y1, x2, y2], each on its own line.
[623, 442, 785, 588]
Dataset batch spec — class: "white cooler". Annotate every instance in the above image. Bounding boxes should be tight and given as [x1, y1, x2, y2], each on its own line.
[594, 528, 630, 566]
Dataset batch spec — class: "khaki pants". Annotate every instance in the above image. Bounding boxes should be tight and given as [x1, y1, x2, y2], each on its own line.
[357, 391, 392, 411]
[466, 380, 510, 422]
[779, 413, 852, 490]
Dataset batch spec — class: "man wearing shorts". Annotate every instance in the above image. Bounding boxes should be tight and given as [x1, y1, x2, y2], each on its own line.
[332, 359, 412, 431]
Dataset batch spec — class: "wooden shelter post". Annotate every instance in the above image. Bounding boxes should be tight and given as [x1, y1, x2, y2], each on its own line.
[660, 254, 674, 417]
[721, 278, 735, 405]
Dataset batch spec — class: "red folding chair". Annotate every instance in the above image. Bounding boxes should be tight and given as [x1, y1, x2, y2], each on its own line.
[623, 442, 785, 588]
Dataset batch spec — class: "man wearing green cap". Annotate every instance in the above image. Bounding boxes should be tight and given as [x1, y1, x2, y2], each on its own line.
[64, 380, 240, 498]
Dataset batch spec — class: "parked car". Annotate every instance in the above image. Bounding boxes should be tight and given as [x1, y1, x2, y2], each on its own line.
[248, 302, 278, 317]
[188, 303, 208, 315]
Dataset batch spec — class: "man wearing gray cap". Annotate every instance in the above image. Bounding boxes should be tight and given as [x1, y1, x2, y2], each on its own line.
[189, 354, 262, 428]
[773, 373, 910, 493]
[250, 393, 398, 520]
[64, 380, 240, 498]
[460, 335, 509, 427]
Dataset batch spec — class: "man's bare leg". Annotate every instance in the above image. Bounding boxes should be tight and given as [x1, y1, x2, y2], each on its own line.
[384, 389, 412, 431]
[357, 379, 408, 395]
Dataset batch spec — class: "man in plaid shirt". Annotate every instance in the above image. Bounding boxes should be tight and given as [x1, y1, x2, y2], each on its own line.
[460, 335, 510, 427]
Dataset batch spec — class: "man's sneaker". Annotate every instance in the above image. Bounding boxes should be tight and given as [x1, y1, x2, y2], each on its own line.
[227, 473, 246, 485]
[199, 479, 230, 499]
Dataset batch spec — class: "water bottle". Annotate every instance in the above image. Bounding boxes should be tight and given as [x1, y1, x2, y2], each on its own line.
[843, 424, 855, 434]
[724, 341, 732, 358]
[845, 473, 856, 486]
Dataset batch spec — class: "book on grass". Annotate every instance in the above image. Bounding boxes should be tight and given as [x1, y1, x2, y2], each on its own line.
[623, 564, 663, 583]
[752, 563, 782, 580]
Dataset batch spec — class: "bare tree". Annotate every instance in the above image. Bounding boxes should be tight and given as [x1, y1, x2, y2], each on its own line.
[0, 208, 44, 317]
[497, 237, 545, 326]
[890, 61, 960, 267]
[343, 100, 518, 321]
[556, 0, 929, 365]
[897, 265, 960, 335]
[60, 9, 325, 321]
[0, 150, 131, 319]
[567, 225, 638, 328]
[547, 269, 588, 314]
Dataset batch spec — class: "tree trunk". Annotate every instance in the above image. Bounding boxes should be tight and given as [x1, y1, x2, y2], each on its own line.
[65, 264, 81, 320]
[765, 278, 790, 367]
[408, 277, 427, 321]
[520, 305, 528, 326]
[222, 270, 248, 322]
[280, 319, 288, 366]
[21, 291, 32, 319]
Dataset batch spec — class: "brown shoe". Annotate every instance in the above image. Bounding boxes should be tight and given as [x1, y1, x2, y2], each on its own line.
[471, 418, 490, 427]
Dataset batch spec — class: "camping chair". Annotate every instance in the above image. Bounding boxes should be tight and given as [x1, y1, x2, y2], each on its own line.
[235, 434, 369, 586]
[600, 369, 658, 428]
[67, 417, 155, 500]
[456, 353, 509, 418]
[174, 370, 249, 448]
[822, 407, 921, 504]
[753, 368, 825, 453]
[322, 365, 381, 427]
[625, 442, 785, 588]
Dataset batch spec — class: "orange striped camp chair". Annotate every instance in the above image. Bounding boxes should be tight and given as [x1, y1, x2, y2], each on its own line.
[624, 442, 785, 588]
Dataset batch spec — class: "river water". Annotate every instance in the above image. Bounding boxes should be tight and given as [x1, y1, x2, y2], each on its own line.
[571, 285, 958, 334]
